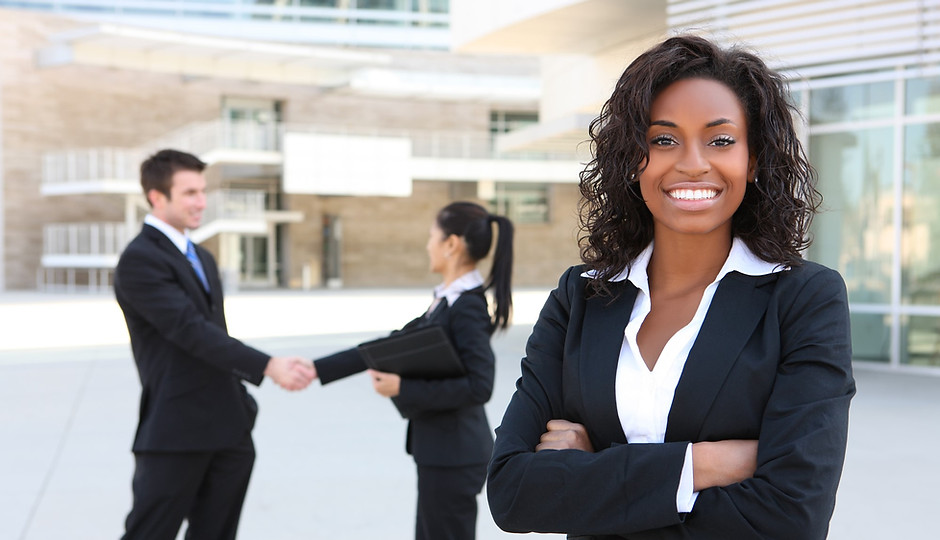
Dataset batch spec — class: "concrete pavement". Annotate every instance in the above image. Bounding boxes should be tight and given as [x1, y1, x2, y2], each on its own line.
[0, 289, 934, 539]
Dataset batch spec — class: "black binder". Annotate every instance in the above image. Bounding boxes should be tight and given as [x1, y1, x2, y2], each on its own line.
[356, 325, 465, 379]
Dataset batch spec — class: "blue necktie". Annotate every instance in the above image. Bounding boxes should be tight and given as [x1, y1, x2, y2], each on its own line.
[186, 241, 210, 292]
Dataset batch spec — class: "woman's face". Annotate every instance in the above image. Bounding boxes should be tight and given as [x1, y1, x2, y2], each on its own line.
[426, 222, 449, 274]
[639, 77, 755, 240]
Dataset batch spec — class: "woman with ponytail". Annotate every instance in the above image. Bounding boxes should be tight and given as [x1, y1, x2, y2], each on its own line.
[312, 201, 514, 540]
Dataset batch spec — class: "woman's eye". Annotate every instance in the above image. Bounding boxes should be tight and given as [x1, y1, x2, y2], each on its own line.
[650, 135, 677, 146]
[710, 136, 735, 147]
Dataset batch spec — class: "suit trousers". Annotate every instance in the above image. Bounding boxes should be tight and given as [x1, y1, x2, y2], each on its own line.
[415, 463, 487, 540]
[121, 433, 255, 540]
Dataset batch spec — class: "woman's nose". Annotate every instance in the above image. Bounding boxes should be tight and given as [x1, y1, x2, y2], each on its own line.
[675, 144, 710, 177]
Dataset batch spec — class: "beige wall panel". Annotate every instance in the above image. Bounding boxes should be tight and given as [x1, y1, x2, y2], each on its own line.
[282, 181, 582, 290]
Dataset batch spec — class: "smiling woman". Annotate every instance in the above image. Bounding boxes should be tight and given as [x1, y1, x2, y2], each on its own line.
[486, 35, 855, 539]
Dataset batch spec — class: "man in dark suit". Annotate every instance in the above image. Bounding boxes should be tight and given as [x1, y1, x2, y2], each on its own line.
[114, 149, 315, 540]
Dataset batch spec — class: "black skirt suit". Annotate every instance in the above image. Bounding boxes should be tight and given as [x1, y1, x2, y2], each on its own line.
[315, 287, 496, 539]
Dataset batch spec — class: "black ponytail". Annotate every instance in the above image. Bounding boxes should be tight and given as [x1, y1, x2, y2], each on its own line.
[485, 214, 513, 330]
[436, 202, 514, 331]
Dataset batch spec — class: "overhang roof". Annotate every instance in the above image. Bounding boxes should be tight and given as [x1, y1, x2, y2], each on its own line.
[35, 23, 539, 103]
[38, 23, 391, 87]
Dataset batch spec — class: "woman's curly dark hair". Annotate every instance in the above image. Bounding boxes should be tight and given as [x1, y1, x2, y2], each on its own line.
[579, 34, 820, 296]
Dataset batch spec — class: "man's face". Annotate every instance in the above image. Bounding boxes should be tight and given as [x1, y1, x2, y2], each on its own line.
[149, 169, 207, 233]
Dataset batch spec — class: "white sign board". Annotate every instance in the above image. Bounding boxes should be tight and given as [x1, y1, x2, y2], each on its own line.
[283, 132, 412, 196]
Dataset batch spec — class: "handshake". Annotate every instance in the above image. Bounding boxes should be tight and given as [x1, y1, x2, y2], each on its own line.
[264, 356, 318, 391]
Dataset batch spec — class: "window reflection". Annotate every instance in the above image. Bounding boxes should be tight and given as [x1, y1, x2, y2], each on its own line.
[808, 128, 894, 304]
[903, 123, 940, 306]
[906, 76, 940, 115]
[810, 81, 894, 124]
[852, 313, 890, 363]
[902, 316, 940, 366]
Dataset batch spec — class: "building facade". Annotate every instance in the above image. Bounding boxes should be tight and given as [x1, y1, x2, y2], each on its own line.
[0, 3, 586, 295]
[452, 0, 940, 371]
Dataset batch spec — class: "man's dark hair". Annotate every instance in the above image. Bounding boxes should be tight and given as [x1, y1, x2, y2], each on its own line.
[140, 149, 206, 206]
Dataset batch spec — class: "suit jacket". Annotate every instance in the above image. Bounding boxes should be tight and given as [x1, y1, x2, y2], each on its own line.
[487, 262, 855, 539]
[114, 224, 269, 453]
[315, 287, 495, 467]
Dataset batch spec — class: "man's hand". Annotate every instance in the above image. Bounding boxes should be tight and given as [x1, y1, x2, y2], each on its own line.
[536, 419, 595, 452]
[368, 369, 400, 398]
[264, 356, 316, 391]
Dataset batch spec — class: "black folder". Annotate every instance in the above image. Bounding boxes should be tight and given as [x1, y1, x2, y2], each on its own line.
[356, 325, 465, 379]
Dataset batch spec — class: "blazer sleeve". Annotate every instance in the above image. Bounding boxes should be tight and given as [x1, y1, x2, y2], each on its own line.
[114, 240, 269, 385]
[487, 267, 690, 536]
[391, 292, 495, 419]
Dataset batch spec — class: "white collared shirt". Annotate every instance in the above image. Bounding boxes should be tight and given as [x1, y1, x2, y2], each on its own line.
[589, 238, 783, 512]
[426, 269, 485, 315]
[144, 214, 191, 256]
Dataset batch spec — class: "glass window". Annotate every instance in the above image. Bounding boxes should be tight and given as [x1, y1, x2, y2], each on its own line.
[901, 316, 940, 366]
[901, 315, 940, 366]
[851, 312, 891, 363]
[809, 81, 894, 124]
[906, 76, 940, 115]
[417, 0, 449, 13]
[490, 111, 538, 135]
[356, 0, 409, 9]
[488, 183, 550, 225]
[807, 128, 894, 303]
[902, 123, 940, 306]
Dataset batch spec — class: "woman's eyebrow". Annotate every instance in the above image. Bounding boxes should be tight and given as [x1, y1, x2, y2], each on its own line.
[649, 118, 737, 128]
[706, 117, 735, 128]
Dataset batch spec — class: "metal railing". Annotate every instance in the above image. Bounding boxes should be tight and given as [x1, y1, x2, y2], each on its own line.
[41, 190, 265, 259]
[43, 222, 132, 257]
[202, 189, 267, 223]
[41, 120, 579, 189]
[149, 119, 282, 156]
[42, 148, 144, 186]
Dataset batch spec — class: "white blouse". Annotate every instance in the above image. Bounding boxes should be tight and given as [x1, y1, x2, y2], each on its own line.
[426, 269, 485, 315]
[590, 238, 783, 512]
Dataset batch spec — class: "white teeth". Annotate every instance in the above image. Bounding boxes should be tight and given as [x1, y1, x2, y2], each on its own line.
[670, 188, 717, 200]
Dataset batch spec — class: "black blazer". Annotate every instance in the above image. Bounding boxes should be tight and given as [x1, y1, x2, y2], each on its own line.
[315, 288, 495, 467]
[487, 262, 855, 539]
[114, 224, 269, 453]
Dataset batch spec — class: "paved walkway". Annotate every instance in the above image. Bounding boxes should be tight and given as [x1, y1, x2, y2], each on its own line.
[0, 289, 934, 539]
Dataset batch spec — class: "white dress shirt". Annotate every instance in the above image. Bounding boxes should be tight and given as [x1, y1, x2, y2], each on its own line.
[589, 238, 783, 512]
[144, 214, 191, 256]
[426, 269, 485, 315]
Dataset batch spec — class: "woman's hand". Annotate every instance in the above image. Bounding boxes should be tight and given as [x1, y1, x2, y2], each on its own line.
[536, 419, 595, 452]
[691, 439, 758, 491]
[368, 369, 401, 398]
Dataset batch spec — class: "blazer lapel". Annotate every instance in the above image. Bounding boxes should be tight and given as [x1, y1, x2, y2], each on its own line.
[580, 283, 637, 446]
[665, 272, 773, 442]
[143, 225, 212, 309]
